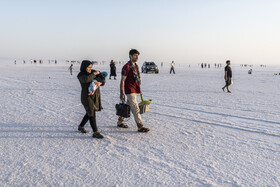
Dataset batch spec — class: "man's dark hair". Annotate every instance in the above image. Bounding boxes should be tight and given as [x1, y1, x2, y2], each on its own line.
[226, 60, 230, 64]
[129, 49, 140, 56]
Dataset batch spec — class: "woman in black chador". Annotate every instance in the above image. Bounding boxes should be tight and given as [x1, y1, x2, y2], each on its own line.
[109, 60, 117, 80]
[77, 60, 104, 139]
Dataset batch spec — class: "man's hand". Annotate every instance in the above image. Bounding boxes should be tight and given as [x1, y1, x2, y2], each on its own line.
[120, 75, 126, 101]
[120, 92, 125, 101]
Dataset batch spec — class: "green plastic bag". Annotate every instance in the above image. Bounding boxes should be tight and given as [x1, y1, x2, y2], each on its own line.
[139, 94, 152, 114]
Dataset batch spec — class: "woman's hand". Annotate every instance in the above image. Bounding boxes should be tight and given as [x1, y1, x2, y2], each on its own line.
[94, 71, 100, 76]
[95, 82, 102, 87]
[88, 82, 102, 95]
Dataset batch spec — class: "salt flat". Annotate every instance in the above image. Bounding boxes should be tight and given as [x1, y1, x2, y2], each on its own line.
[0, 62, 280, 186]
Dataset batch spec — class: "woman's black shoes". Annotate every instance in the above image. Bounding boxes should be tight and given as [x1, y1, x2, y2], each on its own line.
[78, 126, 104, 139]
[93, 131, 104, 139]
[78, 125, 87, 133]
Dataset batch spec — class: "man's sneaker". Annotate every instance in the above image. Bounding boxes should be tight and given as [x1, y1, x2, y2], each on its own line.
[138, 127, 150, 133]
[78, 125, 87, 133]
[117, 123, 129, 128]
[93, 131, 104, 139]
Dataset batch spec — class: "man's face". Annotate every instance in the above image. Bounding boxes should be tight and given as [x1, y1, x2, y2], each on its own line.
[130, 54, 139, 63]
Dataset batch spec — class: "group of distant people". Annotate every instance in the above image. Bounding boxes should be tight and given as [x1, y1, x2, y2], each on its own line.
[15, 60, 58, 64]
[200, 63, 222, 68]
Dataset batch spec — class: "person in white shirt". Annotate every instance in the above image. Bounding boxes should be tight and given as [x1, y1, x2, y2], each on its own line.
[170, 61, 175, 74]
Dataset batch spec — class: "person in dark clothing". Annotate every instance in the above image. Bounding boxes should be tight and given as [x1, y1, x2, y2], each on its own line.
[77, 60, 104, 139]
[109, 60, 117, 80]
[222, 60, 232, 93]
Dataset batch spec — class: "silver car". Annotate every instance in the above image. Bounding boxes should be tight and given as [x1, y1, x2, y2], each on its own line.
[141, 62, 159, 74]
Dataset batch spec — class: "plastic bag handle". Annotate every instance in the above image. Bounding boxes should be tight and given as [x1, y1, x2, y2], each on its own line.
[140, 94, 144, 102]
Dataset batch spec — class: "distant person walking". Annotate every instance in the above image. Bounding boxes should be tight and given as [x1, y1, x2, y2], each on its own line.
[109, 60, 117, 80]
[222, 60, 232, 93]
[68, 64, 74, 75]
[77, 60, 104, 139]
[170, 61, 175, 74]
[117, 49, 150, 133]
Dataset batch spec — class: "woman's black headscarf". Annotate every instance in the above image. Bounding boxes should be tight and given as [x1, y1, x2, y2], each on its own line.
[80, 60, 92, 73]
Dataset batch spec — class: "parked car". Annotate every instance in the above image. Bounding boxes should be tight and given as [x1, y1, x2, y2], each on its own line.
[141, 62, 159, 74]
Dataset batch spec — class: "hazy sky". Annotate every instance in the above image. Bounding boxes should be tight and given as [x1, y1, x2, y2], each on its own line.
[1, 0, 279, 64]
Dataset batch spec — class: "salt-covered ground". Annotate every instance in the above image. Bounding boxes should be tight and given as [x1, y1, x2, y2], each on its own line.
[0, 62, 280, 186]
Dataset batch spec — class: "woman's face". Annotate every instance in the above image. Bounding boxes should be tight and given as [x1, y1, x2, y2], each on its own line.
[86, 64, 92, 73]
